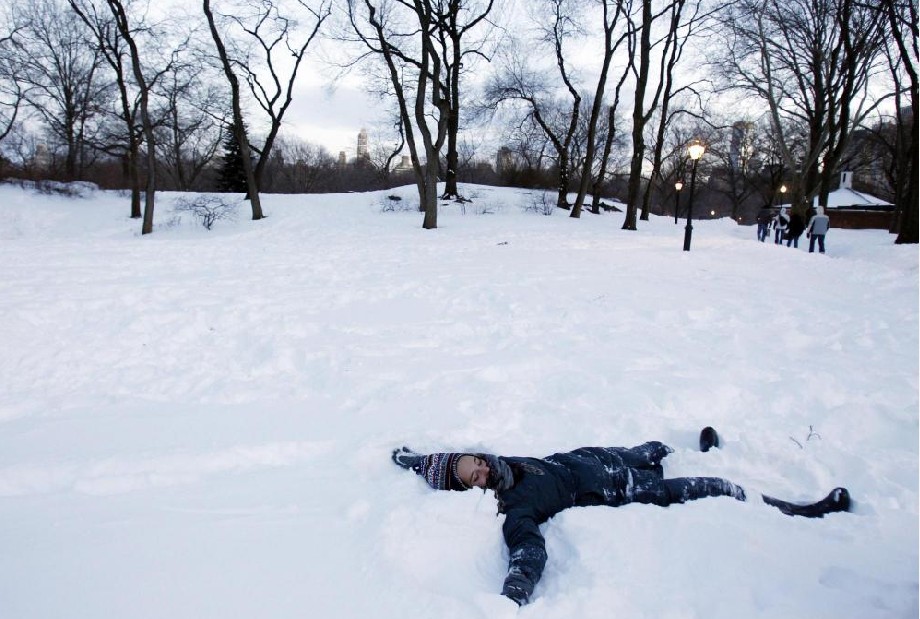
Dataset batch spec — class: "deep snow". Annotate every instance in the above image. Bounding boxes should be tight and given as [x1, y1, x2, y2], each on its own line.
[0, 182, 917, 619]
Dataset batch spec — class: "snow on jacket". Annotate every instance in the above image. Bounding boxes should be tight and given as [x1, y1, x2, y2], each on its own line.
[807, 213, 830, 235]
[774, 211, 789, 230]
[494, 442, 672, 605]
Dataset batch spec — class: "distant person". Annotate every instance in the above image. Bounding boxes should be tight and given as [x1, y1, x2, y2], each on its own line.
[392, 428, 850, 607]
[773, 207, 789, 244]
[756, 206, 773, 242]
[806, 206, 830, 253]
[785, 209, 805, 248]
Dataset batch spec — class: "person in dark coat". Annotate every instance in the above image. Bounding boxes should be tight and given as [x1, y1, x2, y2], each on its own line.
[392, 428, 850, 607]
[786, 209, 806, 248]
[756, 206, 773, 242]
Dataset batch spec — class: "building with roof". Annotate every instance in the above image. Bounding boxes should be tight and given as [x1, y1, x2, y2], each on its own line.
[779, 171, 894, 230]
[821, 171, 893, 211]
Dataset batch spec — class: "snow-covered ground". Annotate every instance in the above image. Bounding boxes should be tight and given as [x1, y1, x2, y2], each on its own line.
[0, 182, 917, 619]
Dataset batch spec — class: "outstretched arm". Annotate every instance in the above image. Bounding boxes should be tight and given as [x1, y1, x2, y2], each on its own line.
[501, 509, 547, 606]
[391, 446, 424, 472]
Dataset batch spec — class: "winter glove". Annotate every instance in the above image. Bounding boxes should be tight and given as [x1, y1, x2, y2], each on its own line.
[483, 454, 514, 491]
[502, 577, 530, 606]
[391, 446, 423, 471]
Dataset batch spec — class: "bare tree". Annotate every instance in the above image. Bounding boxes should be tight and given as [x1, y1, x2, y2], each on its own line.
[432, 0, 499, 199]
[0, 27, 25, 146]
[588, 62, 631, 214]
[621, 0, 708, 229]
[155, 66, 227, 191]
[716, 0, 887, 219]
[366, 117, 408, 188]
[570, 0, 629, 218]
[222, 0, 331, 191]
[68, 0, 144, 216]
[8, 0, 109, 180]
[347, 0, 451, 228]
[621, 0, 653, 230]
[877, 0, 917, 244]
[97, 0, 161, 234]
[508, 120, 552, 174]
[484, 0, 584, 210]
[488, 115, 554, 187]
[202, 0, 263, 220]
[638, 0, 714, 222]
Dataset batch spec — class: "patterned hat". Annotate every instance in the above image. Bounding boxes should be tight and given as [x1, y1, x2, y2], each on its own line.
[419, 452, 470, 491]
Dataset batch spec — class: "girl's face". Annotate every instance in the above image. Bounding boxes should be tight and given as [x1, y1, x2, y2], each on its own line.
[456, 455, 490, 489]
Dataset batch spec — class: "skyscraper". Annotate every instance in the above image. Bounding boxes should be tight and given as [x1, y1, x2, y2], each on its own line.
[357, 129, 369, 160]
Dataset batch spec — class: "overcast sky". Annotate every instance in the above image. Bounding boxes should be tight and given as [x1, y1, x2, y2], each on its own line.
[284, 75, 381, 158]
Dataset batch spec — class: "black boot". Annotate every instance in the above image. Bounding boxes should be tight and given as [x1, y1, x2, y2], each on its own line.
[762, 488, 851, 518]
[699, 426, 720, 452]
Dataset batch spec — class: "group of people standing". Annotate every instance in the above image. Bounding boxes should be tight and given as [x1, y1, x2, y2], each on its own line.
[756, 205, 830, 253]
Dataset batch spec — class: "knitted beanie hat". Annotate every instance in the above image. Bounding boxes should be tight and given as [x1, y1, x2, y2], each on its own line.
[418, 452, 471, 491]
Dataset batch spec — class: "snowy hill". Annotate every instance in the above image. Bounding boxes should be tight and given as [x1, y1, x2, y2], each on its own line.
[0, 182, 917, 619]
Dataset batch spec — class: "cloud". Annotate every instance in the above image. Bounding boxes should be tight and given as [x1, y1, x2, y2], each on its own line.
[283, 79, 384, 156]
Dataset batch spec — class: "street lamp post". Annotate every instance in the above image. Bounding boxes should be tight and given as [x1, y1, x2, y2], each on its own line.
[773, 183, 787, 208]
[673, 180, 683, 224]
[682, 141, 706, 251]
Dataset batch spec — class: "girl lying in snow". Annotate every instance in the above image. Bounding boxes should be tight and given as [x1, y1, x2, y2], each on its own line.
[391, 427, 850, 607]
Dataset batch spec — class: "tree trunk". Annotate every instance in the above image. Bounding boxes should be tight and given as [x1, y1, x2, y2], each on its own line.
[442, 110, 459, 199]
[106, 0, 156, 235]
[64, 125, 78, 181]
[203, 0, 263, 220]
[887, 0, 918, 244]
[422, 154, 439, 229]
[139, 120, 155, 235]
[641, 2, 685, 221]
[573, 0, 624, 218]
[623, 0, 652, 231]
[894, 89, 918, 243]
[556, 150, 571, 209]
[592, 65, 630, 215]
[441, 36, 461, 199]
[128, 141, 141, 219]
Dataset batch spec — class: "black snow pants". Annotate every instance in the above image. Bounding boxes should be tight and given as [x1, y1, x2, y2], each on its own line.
[553, 444, 746, 509]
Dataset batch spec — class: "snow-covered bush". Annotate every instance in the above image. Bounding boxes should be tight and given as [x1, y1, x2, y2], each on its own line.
[173, 195, 238, 230]
[379, 194, 416, 213]
[522, 191, 555, 216]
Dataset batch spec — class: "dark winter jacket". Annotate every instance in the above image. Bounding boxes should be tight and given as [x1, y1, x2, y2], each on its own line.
[495, 443, 672, 605]
[787, 212, 806, 239]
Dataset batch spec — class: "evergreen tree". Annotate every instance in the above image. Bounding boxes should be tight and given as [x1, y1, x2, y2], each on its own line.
[218, 122, 248, 193]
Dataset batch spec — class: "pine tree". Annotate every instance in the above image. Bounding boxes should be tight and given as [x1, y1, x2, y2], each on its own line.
[218, 122, 248, 193]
